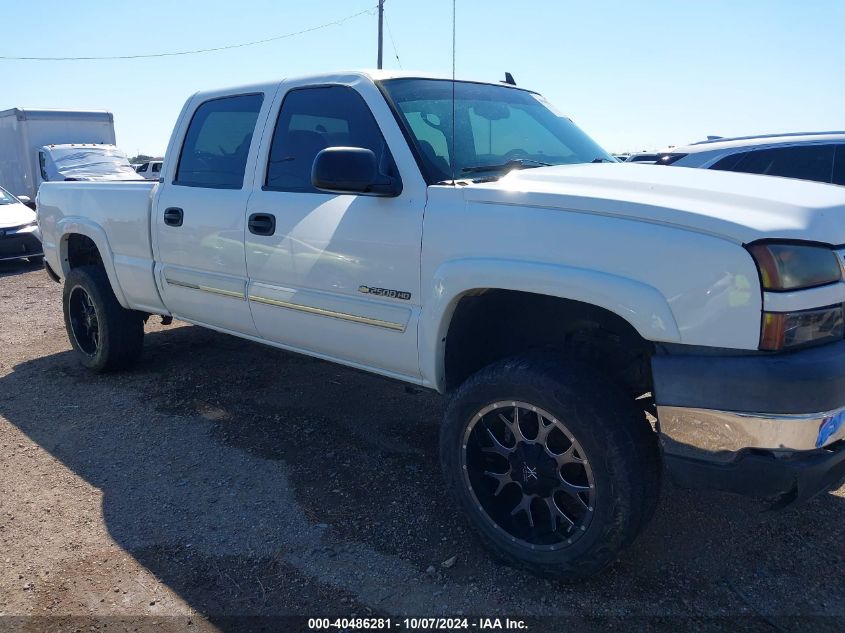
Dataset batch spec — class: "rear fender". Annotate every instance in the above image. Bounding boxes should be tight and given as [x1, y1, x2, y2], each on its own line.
[57, 218, 130, 309]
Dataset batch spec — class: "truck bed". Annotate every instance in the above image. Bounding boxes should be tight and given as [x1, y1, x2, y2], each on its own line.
[38, 180, 164, 313]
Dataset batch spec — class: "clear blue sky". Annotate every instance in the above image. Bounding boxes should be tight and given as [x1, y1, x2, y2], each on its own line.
[2, 0, 843, 156]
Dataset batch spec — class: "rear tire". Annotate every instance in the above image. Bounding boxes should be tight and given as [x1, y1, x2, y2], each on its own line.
[62, 265, 144, 372]
[440, 354, 661, 582]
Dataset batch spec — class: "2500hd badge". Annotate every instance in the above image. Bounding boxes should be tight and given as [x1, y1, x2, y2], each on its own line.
[358, 285, 412, 300]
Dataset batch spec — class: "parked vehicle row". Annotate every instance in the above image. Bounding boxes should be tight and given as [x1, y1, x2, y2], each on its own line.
[37, 70, 845, 582]
[0, 108, 135, 203]
[656, 131, 845, 186]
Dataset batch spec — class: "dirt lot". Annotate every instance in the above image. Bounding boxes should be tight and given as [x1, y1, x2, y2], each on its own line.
[1, 260, 843, 632]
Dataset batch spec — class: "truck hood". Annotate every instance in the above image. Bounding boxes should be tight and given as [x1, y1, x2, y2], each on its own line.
[0, 201, 36, 229]
[466, 163, 845, 244]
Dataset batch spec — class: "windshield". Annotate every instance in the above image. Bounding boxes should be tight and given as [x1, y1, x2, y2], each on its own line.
[381, 79, 613, 183]
[0, 186, 18, 206]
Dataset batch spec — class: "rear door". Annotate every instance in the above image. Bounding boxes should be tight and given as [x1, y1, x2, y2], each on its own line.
[153, 92, 269, 334]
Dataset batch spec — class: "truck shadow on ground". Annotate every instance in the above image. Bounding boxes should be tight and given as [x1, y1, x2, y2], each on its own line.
[2, 323, 843, 629]
[0, 258, 43, 279]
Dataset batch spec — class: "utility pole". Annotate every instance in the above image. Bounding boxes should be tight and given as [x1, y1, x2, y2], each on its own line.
[377, 0, 384, 69]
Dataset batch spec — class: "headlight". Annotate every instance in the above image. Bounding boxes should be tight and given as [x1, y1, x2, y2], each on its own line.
[748, 242, 845, 350]
[760, 304, 844, 351]
[747, 242, 842, 291]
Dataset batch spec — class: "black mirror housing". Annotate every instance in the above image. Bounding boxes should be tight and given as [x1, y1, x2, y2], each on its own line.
[311, 147, 401, 196]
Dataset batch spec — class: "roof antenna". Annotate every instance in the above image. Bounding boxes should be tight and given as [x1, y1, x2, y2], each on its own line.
[504, 72, 516, 86]
[450, 0, 457, 186]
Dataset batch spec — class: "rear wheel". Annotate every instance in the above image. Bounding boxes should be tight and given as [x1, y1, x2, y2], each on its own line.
[63, 265, 144, 372]
[440, 354, 661, 581]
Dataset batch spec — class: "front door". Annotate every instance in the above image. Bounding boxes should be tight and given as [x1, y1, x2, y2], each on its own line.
[153, 92, 266, 335]
[245, 81, 426, 380]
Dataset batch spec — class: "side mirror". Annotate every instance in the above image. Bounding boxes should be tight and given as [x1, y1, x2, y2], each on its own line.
[311, 147, 401, 197]
[17, 195, 31, 205]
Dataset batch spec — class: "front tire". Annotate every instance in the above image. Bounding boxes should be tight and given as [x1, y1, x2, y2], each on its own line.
[440, 354, 661, 582]
[62, 265, 144, 372]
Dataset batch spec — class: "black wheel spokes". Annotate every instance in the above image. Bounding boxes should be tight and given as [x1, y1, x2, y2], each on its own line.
[69, 287, 99, 356]
[464, 402, 596, 550]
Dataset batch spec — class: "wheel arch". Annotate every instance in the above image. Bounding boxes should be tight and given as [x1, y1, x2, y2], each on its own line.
[419, 258, 681, 392]
[57, 218, 130, 309]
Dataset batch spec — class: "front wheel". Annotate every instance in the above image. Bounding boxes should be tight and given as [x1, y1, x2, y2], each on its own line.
[63, 265, 144, 372]
[440, 354, 661, 582]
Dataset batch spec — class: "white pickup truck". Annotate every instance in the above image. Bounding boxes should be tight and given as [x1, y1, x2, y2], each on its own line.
[37, 71, 845, 581]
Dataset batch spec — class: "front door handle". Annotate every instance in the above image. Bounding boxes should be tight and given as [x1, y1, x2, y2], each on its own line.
[248, 213, 276, 236]
[163, 207, 183, 227]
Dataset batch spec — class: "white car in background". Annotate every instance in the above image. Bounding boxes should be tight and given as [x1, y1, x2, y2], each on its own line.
[624, 152, 660, 164]
[656, 132, 845, 186]
[135, 160, 163, 180]
[0, 185, 42, 263]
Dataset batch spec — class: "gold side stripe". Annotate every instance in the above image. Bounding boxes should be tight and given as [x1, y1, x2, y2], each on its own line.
[165, 278, 245, 300]
[248, 294, 406, 332]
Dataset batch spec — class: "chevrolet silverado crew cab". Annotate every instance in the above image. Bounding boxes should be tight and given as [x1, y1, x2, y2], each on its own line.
[37, 71, 845, 581]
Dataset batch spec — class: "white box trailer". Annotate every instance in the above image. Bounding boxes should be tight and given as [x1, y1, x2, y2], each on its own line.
[0, 109, 116, 201]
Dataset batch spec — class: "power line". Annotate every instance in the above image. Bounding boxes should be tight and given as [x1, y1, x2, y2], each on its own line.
[384, 11, 403, 69]
[0, 6, 377, 61]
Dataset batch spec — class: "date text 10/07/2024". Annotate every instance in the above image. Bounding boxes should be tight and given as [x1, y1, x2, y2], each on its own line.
[307, 618, 529, 630]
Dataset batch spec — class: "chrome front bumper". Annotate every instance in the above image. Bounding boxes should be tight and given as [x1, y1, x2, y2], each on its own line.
[658, 405, 845, 462]
[652, 342, 845, 503]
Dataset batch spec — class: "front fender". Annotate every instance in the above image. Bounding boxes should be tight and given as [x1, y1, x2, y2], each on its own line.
[418, 258, 681, 391]
[57, 217, 130, 309]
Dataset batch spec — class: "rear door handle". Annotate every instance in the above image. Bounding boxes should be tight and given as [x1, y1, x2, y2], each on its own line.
[163, 207, 183, 227]
[248, 213, 276, 236]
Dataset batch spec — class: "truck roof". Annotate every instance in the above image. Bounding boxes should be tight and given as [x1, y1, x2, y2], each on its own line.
[190, 70, 534, 102]
[0, 108, 114, 122]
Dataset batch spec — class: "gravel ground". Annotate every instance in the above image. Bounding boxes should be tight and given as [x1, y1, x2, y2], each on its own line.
[0, 260, 843, 632]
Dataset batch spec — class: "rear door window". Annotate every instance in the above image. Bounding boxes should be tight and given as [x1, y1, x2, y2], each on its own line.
[175, 93, 264, 189]
[731, 144, 835, 184]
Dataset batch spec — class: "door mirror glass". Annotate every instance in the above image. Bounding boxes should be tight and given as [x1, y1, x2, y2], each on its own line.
[312, 147, 400, 196]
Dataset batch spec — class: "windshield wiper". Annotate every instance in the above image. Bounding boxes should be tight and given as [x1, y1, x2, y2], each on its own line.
[591, 157, 615, 163]
[461, 158, 552, 175]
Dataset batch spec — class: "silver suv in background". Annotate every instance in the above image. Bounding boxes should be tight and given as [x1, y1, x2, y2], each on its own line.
[656, 132, 845, 186]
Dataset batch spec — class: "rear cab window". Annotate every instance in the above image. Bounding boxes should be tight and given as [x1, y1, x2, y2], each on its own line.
[175, 93, 264, 189]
